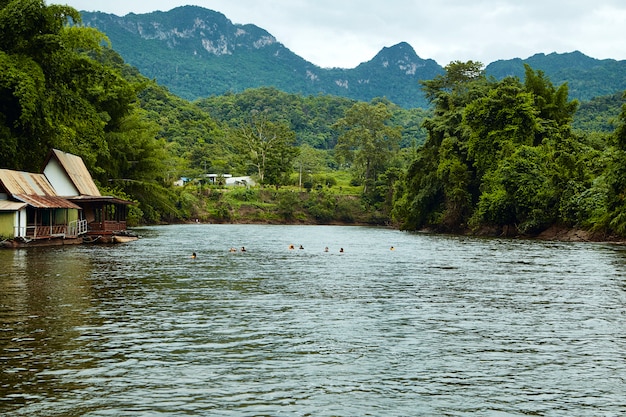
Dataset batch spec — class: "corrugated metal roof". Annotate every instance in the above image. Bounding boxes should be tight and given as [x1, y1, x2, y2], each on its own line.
[0, 200, 27, 211]
[13, 194, 81, 209]
[68, 195, 135, 205]
[0, 169, 80, 209]
[48, 149, 101, 196]
[0, 169, 58, 196]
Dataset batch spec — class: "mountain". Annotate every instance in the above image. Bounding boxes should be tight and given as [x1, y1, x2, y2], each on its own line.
[80, 6, 626, 108]
[79, 6, 442, 108]
[485, 51, 626, 102]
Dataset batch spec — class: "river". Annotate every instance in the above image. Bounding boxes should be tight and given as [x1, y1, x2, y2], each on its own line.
[1, 224, 625, 416]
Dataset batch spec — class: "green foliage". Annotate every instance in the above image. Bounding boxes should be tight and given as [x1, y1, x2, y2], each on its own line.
[473, 146, 554, 233]
[199, 87, 349, 150]
[0, 0, 113, 170]
[229, 187, 258, 202]
[333, 101, 401, 194]
[276, 191, 300, 220]
[421, 60, 486, 105]
[78, 10, 443, 108]
[305, 191, 336, 222]
[233, 113, 299, 189]
[198, 87, 428, 152]
[486, 51, 626, 103]
[0, 1, 183, 224]
[136, 82, 231, 178]
[7, 1, 626, 234]
[573, 92, 622, 133]
[598, 94, 626, 234]
[465, 77, 537, 176]
[394, 62, 603, 235]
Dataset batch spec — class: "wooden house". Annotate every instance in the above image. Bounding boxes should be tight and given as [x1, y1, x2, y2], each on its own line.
[0, 169, 84, 246]
[0, 149, 136, 247]
[43, 149, 136, 243]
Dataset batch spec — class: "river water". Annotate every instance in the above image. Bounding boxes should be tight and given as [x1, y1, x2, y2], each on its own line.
[1, 224, 625, 416]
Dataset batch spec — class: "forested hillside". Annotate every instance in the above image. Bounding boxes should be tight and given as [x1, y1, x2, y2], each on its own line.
[486, 51, 626, 102]
[80, 7, 442, 108]
[79, 6, 626, 108]
[3, 1, 626, 238]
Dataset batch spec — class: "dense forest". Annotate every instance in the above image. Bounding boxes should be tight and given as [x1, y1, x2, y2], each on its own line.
[79, 7, 626, 109]
[80, 7, 444, 108]
[2, 0, 626, 238]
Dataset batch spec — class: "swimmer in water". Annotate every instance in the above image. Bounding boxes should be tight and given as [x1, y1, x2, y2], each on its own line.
[191, 252, 197, 259]
[240, 246, 246, 252]
[339, 248, 344, 253]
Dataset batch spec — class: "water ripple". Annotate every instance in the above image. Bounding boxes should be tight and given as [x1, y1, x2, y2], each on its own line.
[1, 225, 626, 416]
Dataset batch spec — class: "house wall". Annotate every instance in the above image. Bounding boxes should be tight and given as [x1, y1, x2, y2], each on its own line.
[17, 208, 26, 237]
[44, 158, 79, 196]
[68, 209, 78, 224]
[52, 208, 78, 224]
[0, 212, 15, 238]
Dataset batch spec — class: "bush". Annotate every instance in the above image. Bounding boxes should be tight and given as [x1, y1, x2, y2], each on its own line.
[214, 201, 233, 221]
[230, 188, 258, 202]
[277, 191, 301, 220]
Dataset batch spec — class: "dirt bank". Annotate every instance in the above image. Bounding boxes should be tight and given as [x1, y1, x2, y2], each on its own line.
[535, 226, 625, 244]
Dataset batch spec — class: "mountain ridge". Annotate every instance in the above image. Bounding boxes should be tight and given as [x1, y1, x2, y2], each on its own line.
[80, 6, 626, 107]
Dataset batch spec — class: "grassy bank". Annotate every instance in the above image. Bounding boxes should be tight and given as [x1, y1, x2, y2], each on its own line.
[185, 186, 389, 225]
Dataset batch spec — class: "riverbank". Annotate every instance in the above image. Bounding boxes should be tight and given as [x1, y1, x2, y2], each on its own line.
[466, 224, 626, 244]
[535, 225, 626, 244]
[174, 187, 626, 244]
[182, 212, 626, 245]
[194, 189, 389, 227]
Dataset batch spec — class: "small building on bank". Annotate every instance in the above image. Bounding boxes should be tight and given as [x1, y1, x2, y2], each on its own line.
[0, 168, 85, 246]
[0, 149, 136, 247]
[175, 174, 256, 187]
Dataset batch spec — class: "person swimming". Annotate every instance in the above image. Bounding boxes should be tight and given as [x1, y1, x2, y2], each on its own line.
[390, 246, 395, 251]
[240, 246, 246, 252]
[324, 246, 329, 252]
[299, 245, 304, 250]
[289, 244, 295, 250]
[191, 252, 197, 259]
[339, 248, 344, 253]
[229, 247, 237, 252]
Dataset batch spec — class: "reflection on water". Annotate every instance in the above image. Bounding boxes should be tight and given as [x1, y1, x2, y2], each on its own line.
[1, 224, 626, 416]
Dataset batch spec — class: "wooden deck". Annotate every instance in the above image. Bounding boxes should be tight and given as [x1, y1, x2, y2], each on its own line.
[23, 220, 88, 239]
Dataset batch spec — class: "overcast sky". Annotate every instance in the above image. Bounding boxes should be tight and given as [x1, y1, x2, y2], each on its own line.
[57, 0, 626, 68]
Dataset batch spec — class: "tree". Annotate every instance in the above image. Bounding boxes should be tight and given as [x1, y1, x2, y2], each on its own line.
[421, 60, 485, 107]
[472, 146, 555, 233]
[294, 144, 325, 191]
[394, 62, 585, 235]
[464, 77, 538, 178]
[0, 1, 187, 224]
[523, 64, 578, 146]
[234, 113, 298, 189]
[0, 0, 136, 171]
[333, 102, 401, 194]
[393, 61, 489, 231]
[599, 92, 626, 234]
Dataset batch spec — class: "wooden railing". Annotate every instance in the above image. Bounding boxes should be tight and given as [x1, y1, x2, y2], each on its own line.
[25, 225, 67, 238]
[17, 220, 88, 239]
[68, 219, 88, 236]
[89, 220, 127, 232]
